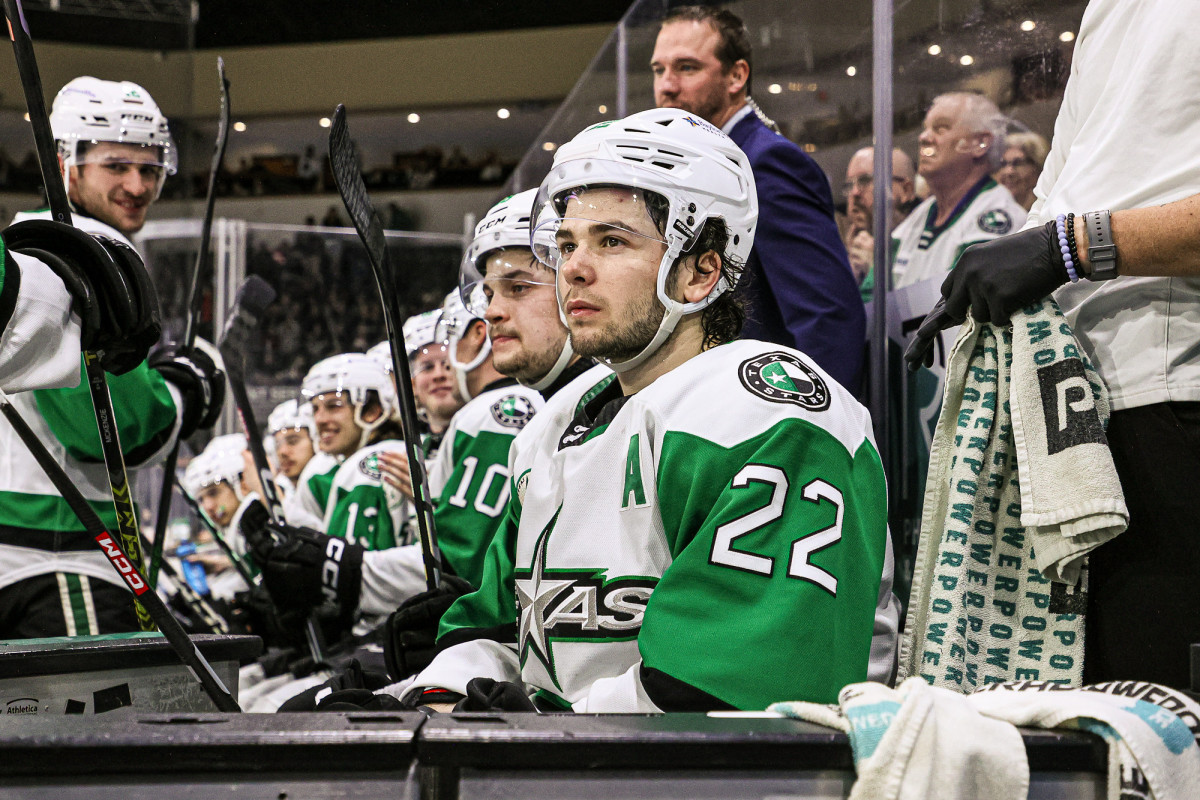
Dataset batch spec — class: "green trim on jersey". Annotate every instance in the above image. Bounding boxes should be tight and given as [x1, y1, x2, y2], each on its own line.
[435, 428, 519, 587]
[644, 419, 888, 708]
[33, 358, 177, 463]
[0, 489, 119, 531]
[918, 177, 999, 249]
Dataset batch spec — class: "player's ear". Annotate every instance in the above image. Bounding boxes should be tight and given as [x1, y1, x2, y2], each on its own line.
[725, 59, 749, 96]
[680, 250, 723, 304]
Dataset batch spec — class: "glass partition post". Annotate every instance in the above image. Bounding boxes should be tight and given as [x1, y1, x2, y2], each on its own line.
[871, 0, 894, 464]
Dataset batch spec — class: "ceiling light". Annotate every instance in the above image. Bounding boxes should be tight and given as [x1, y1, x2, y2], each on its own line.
[598, 104, 607, 114]
[846, 66, 857, 77]
[802, 144, 817, 153]
[1060, 31, 1075, 42]
[233, 121, 246, 132]
[959, 55, 975, 66]
[407, 113, 420, 124]
[318, 117, 331, 128]
[928, 44, 942, 56]
[768, 83, 782, 94]
[23, 112, 29, 121]
[497, 108, 510, 119]
[1020, 20, 1036, 32]
[542, 142, 556, 152]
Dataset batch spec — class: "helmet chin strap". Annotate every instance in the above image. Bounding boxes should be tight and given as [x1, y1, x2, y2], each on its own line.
[524, 337, 575, 392]
[449, 332, 491, 403]
[353, 403, 387, 451]
[597, 244, 727, 375]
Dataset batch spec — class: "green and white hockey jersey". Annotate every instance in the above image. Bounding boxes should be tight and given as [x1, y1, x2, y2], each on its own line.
[415, 343, 898, 712]
[322, 440, 410, 551]
[428, 379, 543, 586]
[0, 211, 183, 593]
[0, 243, 85, 393]
[891, 177, 1027, 289]
[283, 452, 339, 529]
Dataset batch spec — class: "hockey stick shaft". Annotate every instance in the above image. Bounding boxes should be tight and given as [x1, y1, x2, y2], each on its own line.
[328, 105, 442, 591]
[150, 58, 232, 587]
[4, 0, 154, 631]
[0, 388, 240, 711]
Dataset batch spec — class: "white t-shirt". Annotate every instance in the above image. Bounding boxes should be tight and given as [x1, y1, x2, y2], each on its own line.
[1029, 0, 1200, 411]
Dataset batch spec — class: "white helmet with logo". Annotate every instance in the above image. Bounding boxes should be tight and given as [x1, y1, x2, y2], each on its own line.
[301, 353, 398, 450]
[460, 189, 574, 392]
[184, 433, 248, 500]
[267, 398, 317, 441]
[50, 76, 178, 199]
[436, 288, 491, 402]
[531, 107, 757, 372]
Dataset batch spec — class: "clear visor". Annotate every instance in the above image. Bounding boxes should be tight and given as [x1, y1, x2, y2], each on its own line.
[72, 140, 178, 176]
[531, 176, 670, 271]
[411, 342, 451, 375]
[459, 247, 555, 317]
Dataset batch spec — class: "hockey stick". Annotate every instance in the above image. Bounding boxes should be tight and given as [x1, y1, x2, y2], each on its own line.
[150, 57, 233, 587]
[0, 388, 241, 711]
[328, 105, 442, 591]
[176, 482, 259, 588]
[3, 0, 155, 631]
[217, 276, 328, 663]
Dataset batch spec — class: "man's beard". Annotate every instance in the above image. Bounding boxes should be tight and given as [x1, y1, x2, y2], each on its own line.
[569, 292, 665, 363]
[494, 332, 568, 383]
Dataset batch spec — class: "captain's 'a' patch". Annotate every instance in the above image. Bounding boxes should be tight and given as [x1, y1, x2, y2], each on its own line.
[740, 352, 830, 411]
[491, 394, 537, 429]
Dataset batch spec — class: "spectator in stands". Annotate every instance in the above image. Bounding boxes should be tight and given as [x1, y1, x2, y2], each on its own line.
[843, 147, 918, 292]
[995, 131, 1050, 212]
[651, 5, 865, 391]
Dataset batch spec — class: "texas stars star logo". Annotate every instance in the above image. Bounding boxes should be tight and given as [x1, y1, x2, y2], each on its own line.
[515, 514, 571, 688]
[739, 352, 830, 411]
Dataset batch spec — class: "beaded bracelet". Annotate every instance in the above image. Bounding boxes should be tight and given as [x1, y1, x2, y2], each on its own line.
[1065, 212, 1082, 273]
[1055, 213, 1080, 282]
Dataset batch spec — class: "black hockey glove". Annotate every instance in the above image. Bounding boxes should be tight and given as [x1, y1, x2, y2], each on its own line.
[454, 677, 536, 712]
[149, 340, 226, 438]
[904, 220, 1068, 370]
[257, 522, 364, 634]
[383, 574, 473, 680]
[278, 657, 395, 712]
[3, 219, 161, 375]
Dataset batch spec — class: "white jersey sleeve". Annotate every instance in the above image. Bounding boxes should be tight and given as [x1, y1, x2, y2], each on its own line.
[0, 250, 84, 393]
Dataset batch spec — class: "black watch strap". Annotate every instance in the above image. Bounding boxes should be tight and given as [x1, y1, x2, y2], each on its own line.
[1083, 209, 1118, 281]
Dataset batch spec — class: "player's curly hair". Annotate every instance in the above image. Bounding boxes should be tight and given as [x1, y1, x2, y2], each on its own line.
[644, 191, 747, 350]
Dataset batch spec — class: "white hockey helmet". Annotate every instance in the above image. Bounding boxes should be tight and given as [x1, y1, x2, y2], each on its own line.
[50, 76, 178, 200]
[531, 107, 758, 372]
[436, 288, 491, 402]
[267, 398, 317, 441]
[460, 189, 574, 392]
[184, 433, 248, 500]
[301, 353, 398, 450]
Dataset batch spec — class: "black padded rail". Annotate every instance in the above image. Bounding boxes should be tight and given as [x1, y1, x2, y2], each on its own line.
[0, 634, 262, 678]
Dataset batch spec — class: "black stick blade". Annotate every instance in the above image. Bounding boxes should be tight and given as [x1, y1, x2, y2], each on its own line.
[328, 105, 389, 269]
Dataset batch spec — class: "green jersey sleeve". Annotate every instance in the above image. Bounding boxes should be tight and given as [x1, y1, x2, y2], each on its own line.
[641, 418, 888, 709]
[33, 357, 178, 464]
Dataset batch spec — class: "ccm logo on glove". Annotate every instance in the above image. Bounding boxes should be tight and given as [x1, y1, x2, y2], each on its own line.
[322, 537, 346, 604]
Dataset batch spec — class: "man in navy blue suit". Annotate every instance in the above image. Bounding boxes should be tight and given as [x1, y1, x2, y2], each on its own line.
[651, 5, 865, 393]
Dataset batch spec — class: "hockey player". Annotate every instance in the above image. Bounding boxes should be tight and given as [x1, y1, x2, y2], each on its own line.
[264, 398, 338, 530]
[398, 109, 899, 713]
[177, 434, 253, 601]
[0, 77, 223, 639]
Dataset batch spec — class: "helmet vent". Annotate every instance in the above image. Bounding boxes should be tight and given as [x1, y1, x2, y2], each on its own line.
[651, 161, 676, 170]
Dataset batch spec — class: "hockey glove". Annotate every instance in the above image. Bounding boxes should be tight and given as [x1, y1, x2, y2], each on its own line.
[3, 219, 161, 375]
[257, 522, 365, 634]
[455, 677, 536, 712]
[904, 220, 1068, 369]
[149, 340, 227, 438]
[383, 574, 473, 680]
[278, 657, 395, 712]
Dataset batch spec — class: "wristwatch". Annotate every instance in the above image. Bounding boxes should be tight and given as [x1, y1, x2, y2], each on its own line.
[1083, 209, 1118, 281]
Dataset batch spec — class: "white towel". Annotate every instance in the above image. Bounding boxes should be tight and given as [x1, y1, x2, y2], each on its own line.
[900, 299, 1126, 690]
[771, 677, 1029, 800]
[973, 680, 1200, 800]
[1007, 301, 1128, 584]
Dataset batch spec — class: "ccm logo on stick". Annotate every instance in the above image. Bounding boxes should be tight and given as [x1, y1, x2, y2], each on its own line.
[95, 533, 149, 595]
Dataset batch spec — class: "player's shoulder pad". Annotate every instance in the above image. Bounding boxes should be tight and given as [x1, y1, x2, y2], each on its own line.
[331, 439, 406, 490]
[639, 340, 874, 455]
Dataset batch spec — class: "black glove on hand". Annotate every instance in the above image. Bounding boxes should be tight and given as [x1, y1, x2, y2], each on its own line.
[904, 220, 1068, 370]
[278, 657, 395, 712]
[149, 340, 226, 438]
[454, 677, 536, 712]
[383, 574, 473, 680]
[257, 522, 365, 633]
[4, 219, 161, 375]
